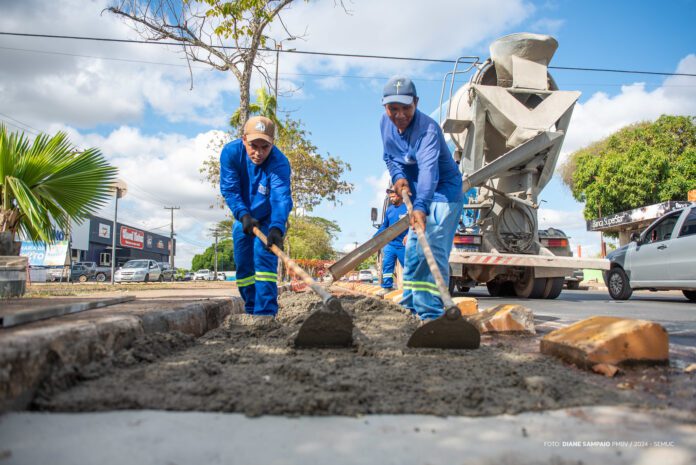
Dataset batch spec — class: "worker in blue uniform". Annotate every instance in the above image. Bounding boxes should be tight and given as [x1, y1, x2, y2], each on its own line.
[375, 188, 408, 296]
[219, 116, 293, 317]
[379, 76, 463, 320]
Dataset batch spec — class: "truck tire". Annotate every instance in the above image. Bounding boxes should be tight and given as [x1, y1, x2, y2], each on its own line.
[95, 272, 106, 282]
[514, 276, 547, 299]
[607, 267, 632, 300]
[543, 277, 564, 299]
[683, 290, 696, 302]
[487, 281, 502, 297]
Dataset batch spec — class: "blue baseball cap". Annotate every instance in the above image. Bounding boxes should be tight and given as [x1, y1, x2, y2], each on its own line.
[382, 76, 417, 105]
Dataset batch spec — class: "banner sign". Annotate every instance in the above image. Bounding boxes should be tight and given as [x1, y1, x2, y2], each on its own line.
[587, 201, 694, 231]
[20, 241, 70, 266]
[120, 226, 144, 249]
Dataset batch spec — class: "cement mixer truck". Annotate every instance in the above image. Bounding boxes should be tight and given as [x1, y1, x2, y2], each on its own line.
[440, 32, 608, 299]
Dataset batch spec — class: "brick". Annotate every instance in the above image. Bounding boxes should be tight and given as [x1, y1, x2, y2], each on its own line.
[384, 289, 403, 300]
[452, 297, 478, 316]
[540, 316, 669, 367]
[468, 304, 535, 334]
[389, 290, 404, 303]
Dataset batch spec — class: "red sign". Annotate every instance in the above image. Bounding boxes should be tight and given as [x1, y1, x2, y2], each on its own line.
[120, 226, 144, 249]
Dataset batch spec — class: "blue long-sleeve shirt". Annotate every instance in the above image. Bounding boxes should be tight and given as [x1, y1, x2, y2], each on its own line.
[219, 139, 293, 234]
[374, 202, 408, 247]
[381, 110, 462, 215]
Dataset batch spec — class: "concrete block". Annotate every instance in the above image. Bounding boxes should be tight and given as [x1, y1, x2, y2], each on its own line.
[468, 304, 535, 334]
[540, 316, 669, 367]
[452, 297, 478, 316]
[389, 291, 404, 303]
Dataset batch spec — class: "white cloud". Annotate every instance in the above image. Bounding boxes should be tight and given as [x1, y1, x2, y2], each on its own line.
[54, 125, 231, 268]
[528, 18, 565, 34]
[537, 208, 587, 231]
[561, 54, 696, 162]
[366, 169, 392, 209]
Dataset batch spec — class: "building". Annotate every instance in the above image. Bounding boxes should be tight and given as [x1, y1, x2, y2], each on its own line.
[74, 214, 176, 267]
[21, 214, 176, 270]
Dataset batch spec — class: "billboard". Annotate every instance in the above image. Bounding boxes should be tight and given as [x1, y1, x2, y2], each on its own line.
[120, 226, 144, 249]
[20, 241, 70, 266]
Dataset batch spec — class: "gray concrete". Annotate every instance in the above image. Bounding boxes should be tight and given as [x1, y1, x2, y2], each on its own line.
[0, 407, 694, 465]
[1, 296, 136, 328]
[0, 296, 243, 410]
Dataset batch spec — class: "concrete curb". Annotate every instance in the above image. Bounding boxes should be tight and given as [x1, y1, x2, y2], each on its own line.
[0, 296, 244, 411]
[1, 296, 136, 328]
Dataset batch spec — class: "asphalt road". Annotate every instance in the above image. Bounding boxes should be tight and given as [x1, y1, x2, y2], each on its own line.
[459, 287, 696, 355]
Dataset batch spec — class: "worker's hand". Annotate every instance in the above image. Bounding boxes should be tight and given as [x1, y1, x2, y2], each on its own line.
[393, 178, 411, 199]
[410, 210, 427, 233]
[266, 227, 284, 251]
[241, 214, 260, 235]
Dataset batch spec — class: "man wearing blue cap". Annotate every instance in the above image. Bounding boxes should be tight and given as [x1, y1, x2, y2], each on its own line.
[380, 76, 463, 320]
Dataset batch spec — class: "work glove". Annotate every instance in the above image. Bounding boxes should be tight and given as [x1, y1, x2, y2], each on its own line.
[266, 227, 284, 251]
[241, 214, 260, 235]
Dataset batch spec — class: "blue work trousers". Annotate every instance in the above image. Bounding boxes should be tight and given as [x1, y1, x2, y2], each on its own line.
[400, 201, 461, 320]
[232, 220, 279, 316]
[381, 243, 405, 289]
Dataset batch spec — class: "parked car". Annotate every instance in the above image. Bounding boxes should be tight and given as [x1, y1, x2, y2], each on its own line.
[157, 262, 175, 281]
[216, 272, 227, 281]
[175, 270, 194, 281]
[358, 269, 374, 283]
[47, 264, 94, 282]
[114, 259, 164, 283]
[604, 205, 696, 301]
[194, 269, 213, 281]
[74, 261, 112, 282]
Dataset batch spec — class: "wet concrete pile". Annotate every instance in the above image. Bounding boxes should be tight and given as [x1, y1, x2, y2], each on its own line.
[33, 292, 631, 417]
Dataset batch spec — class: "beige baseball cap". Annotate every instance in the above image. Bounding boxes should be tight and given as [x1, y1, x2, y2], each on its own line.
[243, 116, 275, 144]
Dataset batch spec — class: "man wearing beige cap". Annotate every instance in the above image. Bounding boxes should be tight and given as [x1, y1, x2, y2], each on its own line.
[220, 116, 293, 317]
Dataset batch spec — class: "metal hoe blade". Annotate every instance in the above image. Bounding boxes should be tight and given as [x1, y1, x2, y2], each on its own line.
[294, 296, 354, 348]
[407, 307, 480, 349]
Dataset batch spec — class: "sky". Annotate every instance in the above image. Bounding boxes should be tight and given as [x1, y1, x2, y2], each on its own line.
[1, 0, 695, 268]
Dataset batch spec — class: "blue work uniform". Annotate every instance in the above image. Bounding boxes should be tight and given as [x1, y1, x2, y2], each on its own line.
[220, 139, 293, 316]
[375, 203, 408, 289]
[381, 110, 463, 320]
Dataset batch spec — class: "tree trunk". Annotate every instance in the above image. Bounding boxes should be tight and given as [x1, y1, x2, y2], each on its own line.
[0, 231, 21, 256]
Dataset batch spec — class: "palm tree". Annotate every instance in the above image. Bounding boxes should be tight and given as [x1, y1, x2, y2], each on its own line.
[229, 87, 283, 133]
[0, 125, 118, 252]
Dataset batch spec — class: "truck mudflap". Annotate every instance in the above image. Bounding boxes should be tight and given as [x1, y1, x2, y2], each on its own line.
[449, 250, 610, 270]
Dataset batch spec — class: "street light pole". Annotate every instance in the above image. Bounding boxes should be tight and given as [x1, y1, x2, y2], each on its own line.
[272, 37, 296, 107]
[110, 180, 127, 285]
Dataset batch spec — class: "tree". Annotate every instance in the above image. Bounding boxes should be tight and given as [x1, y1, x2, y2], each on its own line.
[229, 87, 282, 130]
[191, 238, 235, 271]
[201, 93, 353, 213]
[560, 115, 696, 220]
[0, 125, 117, 249]
[286, 215, 339, 260]
[109, 0, 296, 133]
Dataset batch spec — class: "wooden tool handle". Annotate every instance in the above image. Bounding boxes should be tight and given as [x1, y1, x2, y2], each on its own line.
[401, 189, 456, 310]
[252, 227, 332, 301]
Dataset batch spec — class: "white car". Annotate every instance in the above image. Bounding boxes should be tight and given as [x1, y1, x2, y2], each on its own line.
[114, 259, 163, 283]
[194, 269, 213, 281]
[216, 272, 227, 281]
[358, 269, 374, 283]
[604, 205, 696, 301]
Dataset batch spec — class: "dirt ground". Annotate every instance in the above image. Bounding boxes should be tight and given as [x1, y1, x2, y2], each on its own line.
[33, 292, 695, 419]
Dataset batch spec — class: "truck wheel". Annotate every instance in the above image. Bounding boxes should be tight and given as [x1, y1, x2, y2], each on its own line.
[566, 281, 580, 290]
[514, 276, 546, 299]
[95, 273, 106, 282]
[543, 277, 564, 299]
[607, 268, 632, 300]
[78, 274, 88, 283]
[487, 281, 502, 297]
[683, 290, 696, 302]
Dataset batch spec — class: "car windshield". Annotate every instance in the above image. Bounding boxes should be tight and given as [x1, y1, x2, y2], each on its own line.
[123, 260, 149, 269]
[197, 270, 209, 273]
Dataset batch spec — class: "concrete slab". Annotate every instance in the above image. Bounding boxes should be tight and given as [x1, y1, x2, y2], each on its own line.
[0, 294, 244, 411]
[0, 296, 136, 328]
[0, 407, 693, 465]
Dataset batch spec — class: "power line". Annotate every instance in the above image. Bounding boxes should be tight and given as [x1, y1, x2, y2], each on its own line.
[1, 31, 694, 78]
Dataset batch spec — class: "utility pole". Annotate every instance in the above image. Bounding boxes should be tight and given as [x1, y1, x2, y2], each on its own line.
[209, 227, 231, 278]
[110, 180, 127, 285]
[164, 206, 180, 269]
[273, 37, 296, 105]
